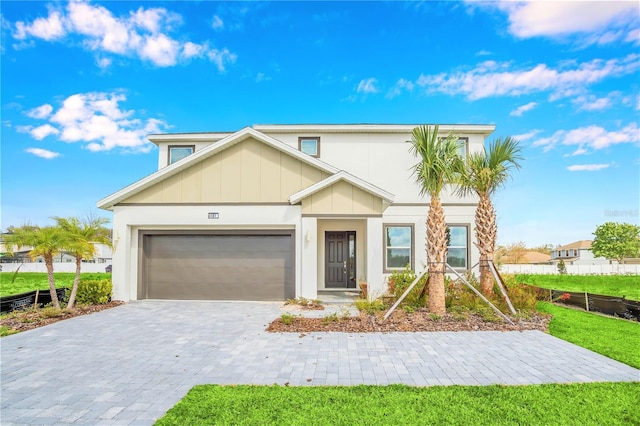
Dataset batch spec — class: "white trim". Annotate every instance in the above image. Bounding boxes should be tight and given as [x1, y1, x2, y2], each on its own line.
[97, 127, 340, 210]
[289, 171, 395, 205]
[148, 133, 233, 144]
[254, 123, 496, 135]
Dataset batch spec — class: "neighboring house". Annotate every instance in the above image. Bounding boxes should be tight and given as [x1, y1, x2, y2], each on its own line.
[0, 234, 112, 264]
[97, 124, 495, 302]
[502, 251, 551, 265]
[549, 240, 608, 265]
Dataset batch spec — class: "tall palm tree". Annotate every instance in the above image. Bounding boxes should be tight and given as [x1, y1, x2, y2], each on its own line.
[54, 215, 112, 309]
[4, 225, 68, 309]
[408, 125, 465, 315]
[457, 137, 523, 295]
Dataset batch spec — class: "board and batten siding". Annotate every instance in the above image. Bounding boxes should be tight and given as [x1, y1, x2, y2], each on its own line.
[122, 137, 330, 204]
[301, 180, 383, 215]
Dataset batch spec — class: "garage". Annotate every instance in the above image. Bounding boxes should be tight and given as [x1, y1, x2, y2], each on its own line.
[139, 230, 294, 301]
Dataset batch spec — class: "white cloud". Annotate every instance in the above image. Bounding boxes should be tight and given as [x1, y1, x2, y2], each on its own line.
[14, 10, 65, 41]
[386, 78, 414, 98]
[25, 147, 60, 159]
[21, 91, 168, 153]
[357, 78, 378, 94]
[30, 124, 60, 140]
[26, 104, 53, 119]
[510, 101, 537, 117]
[474, 1, 639, 46]
[532, 122, 639, 152]
[416, 54, 639, 100]
[11, 2, 236, 70]
[512, 130, 541, 142]
[212, 15, 224, 30]
[567, 164, 610, 172]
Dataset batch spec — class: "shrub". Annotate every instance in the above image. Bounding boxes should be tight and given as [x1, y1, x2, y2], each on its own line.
[75, 279, 112, 305]
[280, 313, 296, 325]
[388, 265, 426, 308]
[354, 298, 385, 314]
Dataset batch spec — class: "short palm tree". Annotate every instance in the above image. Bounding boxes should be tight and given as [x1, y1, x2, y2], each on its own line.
[54, 216, 112, 309]
[4, 225, 69, 309]
[408, 125, 465, 315]
[457, 137, 523, 295]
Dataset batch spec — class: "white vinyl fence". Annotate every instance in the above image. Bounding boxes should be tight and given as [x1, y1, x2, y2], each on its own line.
[500, 264, 640, 275]
[0, 263, 110, 273]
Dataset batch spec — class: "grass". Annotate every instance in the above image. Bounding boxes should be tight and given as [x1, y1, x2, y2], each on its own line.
[156, 383, 639, 426]
[517, 274, 640, 301]
[538, 301, 640, 369]
[0, 272, 111, 297]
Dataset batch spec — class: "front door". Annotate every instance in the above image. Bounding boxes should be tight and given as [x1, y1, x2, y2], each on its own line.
[325, 231, 356, 288]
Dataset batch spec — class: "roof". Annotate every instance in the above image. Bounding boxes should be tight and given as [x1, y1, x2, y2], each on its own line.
[556, 240, 592, 250]
[253, 123, 496, 135]
[289, 171, 395, 205]
[502, 251, 551, 264]
[97, 127, 343, 210]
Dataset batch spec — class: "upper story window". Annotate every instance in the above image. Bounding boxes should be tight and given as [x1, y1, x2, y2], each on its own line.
[383, 224, 413, 272]
[298, 137, 320, 157]
[457, 137, 469, 158]
[168, 145, 195, 165]
[447, 225, 469, 269]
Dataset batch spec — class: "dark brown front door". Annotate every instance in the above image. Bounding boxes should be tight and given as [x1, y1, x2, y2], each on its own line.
[325, 231, 356, 288]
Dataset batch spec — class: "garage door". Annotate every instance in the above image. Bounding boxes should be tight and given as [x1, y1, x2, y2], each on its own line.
[140, 231, 294, 301]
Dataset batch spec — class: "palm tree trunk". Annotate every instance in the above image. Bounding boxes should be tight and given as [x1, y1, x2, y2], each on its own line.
[44, 254, 61, 309]
[427, 198, 447, 315]
[476, 194, 497, 295]
[67, 256, 82, 309]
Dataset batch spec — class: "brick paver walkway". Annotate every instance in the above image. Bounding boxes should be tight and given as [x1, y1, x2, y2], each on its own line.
[1, 301, 638, 425]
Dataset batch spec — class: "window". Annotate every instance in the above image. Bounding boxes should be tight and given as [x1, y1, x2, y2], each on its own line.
[168, 145, 195, 165]
[298, 137, 320, 157]
[456, 137, 469, 158]
[384, 224, 413, 272]
[447, 225, 468, 269]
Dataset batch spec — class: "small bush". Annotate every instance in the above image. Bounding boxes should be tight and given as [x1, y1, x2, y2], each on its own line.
[76, 279, 112, 305]
[388, 265, 426, 308]
[322, 312, 339, 324]
[280, 313, 296, 325]
[354, 298, 385, 314]
[39, 306, 64, 318]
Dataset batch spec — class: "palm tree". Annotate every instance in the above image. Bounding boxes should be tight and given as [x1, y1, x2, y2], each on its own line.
[54, 215, 112, 309]
[4, 225, 68, 309]
[457, 137, 523, 295]
[408, 125, 465, 315]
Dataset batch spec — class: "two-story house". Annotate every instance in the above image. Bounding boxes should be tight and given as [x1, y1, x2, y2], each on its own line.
[549, 240, 608, 265]
[97, 124, 495, 302]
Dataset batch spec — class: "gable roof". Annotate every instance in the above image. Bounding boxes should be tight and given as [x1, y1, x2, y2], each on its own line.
[289, 171, 395, 205]
[96, 127, 340, 210]
[556, 240, 592, 250]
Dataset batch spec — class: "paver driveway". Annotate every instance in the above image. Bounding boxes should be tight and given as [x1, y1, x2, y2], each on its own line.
[1, 301, 639, 425]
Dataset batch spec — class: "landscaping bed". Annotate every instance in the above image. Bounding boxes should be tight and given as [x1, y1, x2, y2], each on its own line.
[267, 309, 550, 333]
[0, 301, 124, 335]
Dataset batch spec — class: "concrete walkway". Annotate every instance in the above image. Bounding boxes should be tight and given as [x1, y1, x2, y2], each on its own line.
[1, 301, 638, 425]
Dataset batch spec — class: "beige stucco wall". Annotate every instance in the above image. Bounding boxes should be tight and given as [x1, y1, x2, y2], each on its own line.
[123, 137, 330, 204]
[301, 180, 383, 215]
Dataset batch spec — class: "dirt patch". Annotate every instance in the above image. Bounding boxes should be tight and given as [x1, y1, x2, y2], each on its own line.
[0, 301, 124, 334]
[267, 309, 550, 333]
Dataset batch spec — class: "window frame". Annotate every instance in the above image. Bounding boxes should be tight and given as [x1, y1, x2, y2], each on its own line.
[383, 223, 414, 273]
[456, 137, 469, 159]
[168, 145, 195, 165]
[446, 224, 470, 270]
[298, 136, 320, 158]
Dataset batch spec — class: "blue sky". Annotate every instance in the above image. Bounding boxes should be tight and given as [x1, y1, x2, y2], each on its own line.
[1, 1, 639, 247]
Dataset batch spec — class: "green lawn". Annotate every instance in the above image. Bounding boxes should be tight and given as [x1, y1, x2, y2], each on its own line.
[517, 274, 640, 301]
[538, 301, 640, 369]
[156, 383, 639, 425]
[0, 272, 111, 297]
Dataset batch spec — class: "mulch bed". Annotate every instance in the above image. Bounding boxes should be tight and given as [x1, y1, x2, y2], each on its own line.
[267, 309, 551, 333]
[0, 301, 124, 333]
